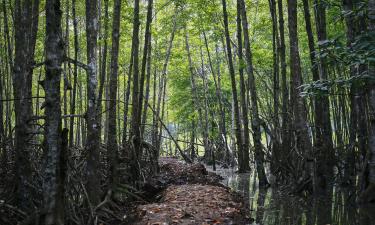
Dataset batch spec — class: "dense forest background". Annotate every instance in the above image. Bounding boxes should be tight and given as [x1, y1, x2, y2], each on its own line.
[0, 0, 375, 224]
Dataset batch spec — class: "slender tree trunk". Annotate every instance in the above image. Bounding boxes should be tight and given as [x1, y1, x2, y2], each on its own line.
[199, 45, 211, 161]
[122, 49, 133, 149]
[107, 0, 121, 190]
[342, 0, 356, 184]
[221, 0, 245, 173]
[98, 0, 109, 139]
[277, 0, 290, 174]
[203, 33, 231, 163]
[69, 0, 79, 147]
[138, 0, 153, 138]
[313, 0, 334, 194]
[141, 37, 152, 136]
[236, 1, 250, 172]
[63, 0, 70, 129]
[153, 14, 177, 152]
[130, 0, 141, 182]
[185, 34, 205, 158]
[85, 0, 101, 205]
[269, 0, 281, 173]
[43, 0, 64, 223]
[239, 0, 268, 185]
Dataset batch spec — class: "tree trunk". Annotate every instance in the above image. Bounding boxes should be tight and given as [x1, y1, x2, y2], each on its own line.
[313, 0, 334, 194]
[199, 45, 211, 161]
[360, 0, 375, 203]
[85, 0, 101, 205]
[13, 0, 40, 210]
[153, 14, 177, 152]
[239, 0, 268, 185]
[277, 0, 290, 171]
[138, 0, 153, 138]
[269, 0, 280, 174]
[287, 0, 312, 182]
[107, 0, 121, 190]
[221, 0, 245, 173]
[43, 0, 64, 223]
[129, 0, 141, 182]
[69, 0, 79, 147]
[141, 37, 152, 136]
[236, 1, 250, 172]
[97, 0, 109, 139]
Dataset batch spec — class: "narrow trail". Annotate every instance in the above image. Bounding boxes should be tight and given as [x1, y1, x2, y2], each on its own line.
[134, 157, 250, 224]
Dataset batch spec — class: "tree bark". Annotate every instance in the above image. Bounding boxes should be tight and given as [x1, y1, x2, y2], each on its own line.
[312, 0, 334, 194]
[107, 0, 121, 190]
[69, 0, 79, 147]
[138, 0, 153, 138]
[360, 0, 375, 203]
[129, 0, 141, 182]
[221, 0, 245, 174]
[43, 0, 64, 224]
[85, 0, 101, 205]
[277, 0, 290, 169]
[269, 0, 280, 173]
[13, 0, 40, 210]
[239, 0, 268, 185]
[236, 0, 250, 172]
[287, 0, 312, 182]
[98, 0, 109, 139]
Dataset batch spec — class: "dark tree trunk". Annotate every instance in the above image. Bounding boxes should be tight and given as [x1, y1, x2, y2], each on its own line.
[98, 0, 109, 139]
[342, 0, 368, 187]
[138, 0, 153, 138]
[277, 0, 290, 173]
[221, 0, 244, 173]
[312, 0, 334, 194]
[122, 48, 133, 149]
[13, 0, 40, 210]
[141, 37, 152, 136]
[43, 0, 64, 223]
[85, 0, 101, 205]
[287, 0, 312, 181]
[360, 0, 375, 203]
[69, 0, 79, 147]
[107, 0, 121, 190]
[269, 0, 281, 173]
[130, 0, 141, 182]
[236, 0, 251, 172]
[239, 0, 268, 185]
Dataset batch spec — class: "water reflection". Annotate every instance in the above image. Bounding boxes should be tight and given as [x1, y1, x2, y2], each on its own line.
[206, 165, 375, 225]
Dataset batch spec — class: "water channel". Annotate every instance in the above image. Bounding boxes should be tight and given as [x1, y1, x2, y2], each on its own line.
[206, 165, 375, 225]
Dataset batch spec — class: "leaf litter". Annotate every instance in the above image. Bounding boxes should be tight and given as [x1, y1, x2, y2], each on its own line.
[136, 157, 250, 224]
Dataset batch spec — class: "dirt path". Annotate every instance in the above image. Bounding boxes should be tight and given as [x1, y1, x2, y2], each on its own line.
[135, 158, 250, 225]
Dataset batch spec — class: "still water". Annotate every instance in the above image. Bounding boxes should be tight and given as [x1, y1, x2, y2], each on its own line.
[206, 165, 375, 225]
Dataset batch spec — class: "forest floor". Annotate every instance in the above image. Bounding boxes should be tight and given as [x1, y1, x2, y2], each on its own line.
[133, 157, 251, 225]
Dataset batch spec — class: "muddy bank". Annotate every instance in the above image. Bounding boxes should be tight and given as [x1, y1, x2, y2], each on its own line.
[135, 157, 250, 224]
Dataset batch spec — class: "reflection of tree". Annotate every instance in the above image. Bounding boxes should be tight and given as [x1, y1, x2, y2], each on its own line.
[270, 189, 281, 225]
[314, 186, 333, 225]
[344, 189, 358, 225]
[256, 188, 267, 224]
[359, 205, 375, 225]
[237, 172, 251, 212]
